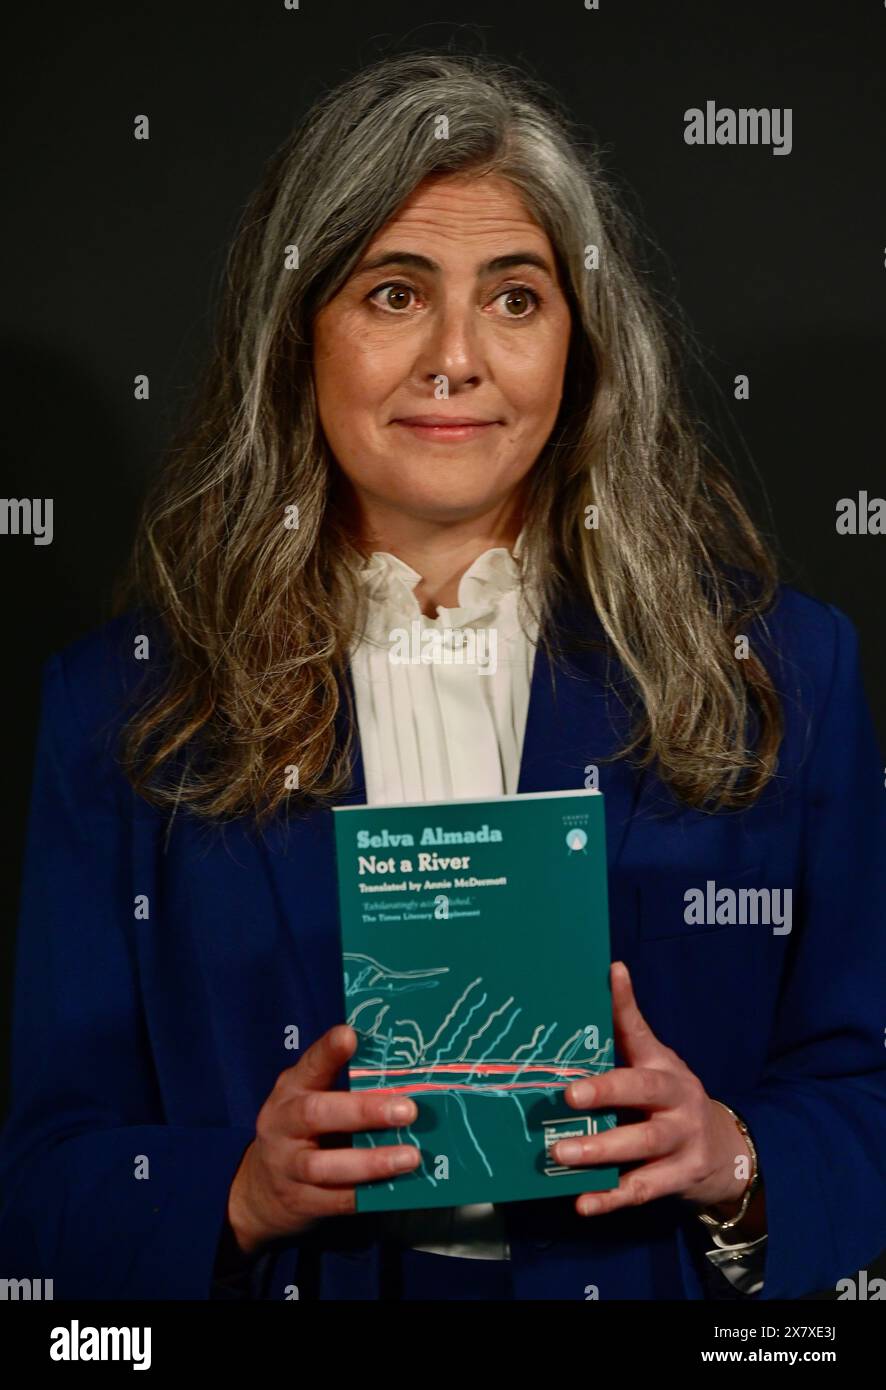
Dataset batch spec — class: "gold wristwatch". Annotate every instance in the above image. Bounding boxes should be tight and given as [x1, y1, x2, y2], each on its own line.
[697, 1100, 760, 1234]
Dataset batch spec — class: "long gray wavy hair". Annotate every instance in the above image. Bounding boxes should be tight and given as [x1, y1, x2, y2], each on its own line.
[116, 51, 781, 824]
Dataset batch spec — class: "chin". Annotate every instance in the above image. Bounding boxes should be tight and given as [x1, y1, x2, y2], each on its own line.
[389, 465, 521, 504]
[384, 489, 505, 522]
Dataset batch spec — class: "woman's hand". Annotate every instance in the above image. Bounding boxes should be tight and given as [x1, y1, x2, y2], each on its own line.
[227, 1024, 420, 1255]
[553, 962, 758, 1223]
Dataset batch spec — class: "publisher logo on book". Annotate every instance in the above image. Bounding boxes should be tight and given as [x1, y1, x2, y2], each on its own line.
[563, 811, 590, 855]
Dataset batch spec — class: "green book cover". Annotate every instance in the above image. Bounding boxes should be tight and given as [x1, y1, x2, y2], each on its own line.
[332, 789, 619, 1212]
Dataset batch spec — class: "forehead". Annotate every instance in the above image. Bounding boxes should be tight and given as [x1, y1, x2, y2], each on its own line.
[365, 173, 551, 255]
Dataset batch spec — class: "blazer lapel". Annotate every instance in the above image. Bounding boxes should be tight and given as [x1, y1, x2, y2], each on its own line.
[516, 591, 649, 879]
[333, 677, 368, 807]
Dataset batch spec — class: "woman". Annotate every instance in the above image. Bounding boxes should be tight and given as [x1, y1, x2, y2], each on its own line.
[1, 52, 884, 1302]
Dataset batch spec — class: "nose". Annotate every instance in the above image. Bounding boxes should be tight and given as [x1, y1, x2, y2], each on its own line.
[413, 296, 485, 393]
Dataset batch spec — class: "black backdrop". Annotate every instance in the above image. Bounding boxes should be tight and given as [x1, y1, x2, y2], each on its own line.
[2, 0, 884, 1293]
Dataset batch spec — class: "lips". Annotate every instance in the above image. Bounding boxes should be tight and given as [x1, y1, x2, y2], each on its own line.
[394, 416, 499, 426]
[392, 415, 501, 442]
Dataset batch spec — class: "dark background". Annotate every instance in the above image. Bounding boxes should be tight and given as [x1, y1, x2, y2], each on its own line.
[2, 0, 884, 1294]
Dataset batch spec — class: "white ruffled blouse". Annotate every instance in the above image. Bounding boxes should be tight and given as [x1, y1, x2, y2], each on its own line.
[350, 530, 538, 806]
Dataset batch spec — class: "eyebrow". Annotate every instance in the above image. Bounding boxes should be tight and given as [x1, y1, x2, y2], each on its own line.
[354, 250, 556, 278]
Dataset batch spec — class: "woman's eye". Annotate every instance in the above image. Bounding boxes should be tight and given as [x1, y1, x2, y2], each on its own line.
[368, 283, 417, 313]
[492, 286, 540, 318]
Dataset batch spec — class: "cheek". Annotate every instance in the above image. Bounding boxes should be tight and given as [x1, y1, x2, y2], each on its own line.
[315, 321, 404, 431]
[501, 337, 570, 432]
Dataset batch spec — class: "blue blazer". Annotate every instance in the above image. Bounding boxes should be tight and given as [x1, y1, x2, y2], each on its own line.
[1, 583, 884, 1300]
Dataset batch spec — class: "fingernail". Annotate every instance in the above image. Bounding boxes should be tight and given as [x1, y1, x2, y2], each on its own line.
[392, 1147, 419, 1170]
[569, 1080, 595, 1106]
[386, 1100, 416, 1124]
[579, 1196, 600, 1216]
[556, 1140, 585, 1164]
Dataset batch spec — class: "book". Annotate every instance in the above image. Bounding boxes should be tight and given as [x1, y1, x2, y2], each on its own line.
[332, 788, 619, 1212]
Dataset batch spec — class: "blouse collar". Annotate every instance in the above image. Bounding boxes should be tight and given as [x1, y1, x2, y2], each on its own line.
[356, 526, 527, 624]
